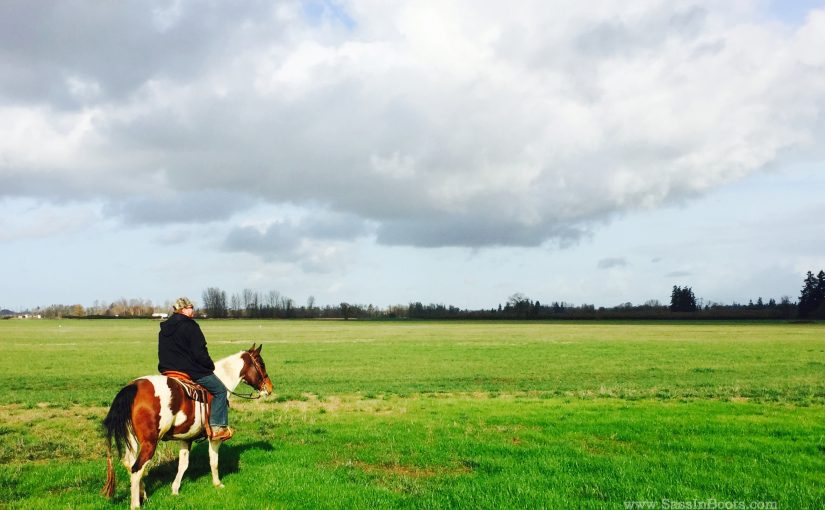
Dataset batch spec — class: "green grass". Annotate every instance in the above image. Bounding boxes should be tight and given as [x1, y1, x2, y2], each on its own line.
[0, 320, 823, 509]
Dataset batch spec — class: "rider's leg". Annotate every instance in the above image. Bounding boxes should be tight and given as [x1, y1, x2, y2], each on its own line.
[194, 373, 229, 429]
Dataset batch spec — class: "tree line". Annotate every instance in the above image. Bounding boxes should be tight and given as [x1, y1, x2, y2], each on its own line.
[10, 270, 825, 321]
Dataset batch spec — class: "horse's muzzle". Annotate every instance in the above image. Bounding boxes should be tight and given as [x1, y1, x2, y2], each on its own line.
[261, 379, 274, 397]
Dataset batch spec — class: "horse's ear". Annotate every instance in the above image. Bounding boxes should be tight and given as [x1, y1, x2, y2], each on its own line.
[256, 344, 263, 354]
[249, 343, 257, 352]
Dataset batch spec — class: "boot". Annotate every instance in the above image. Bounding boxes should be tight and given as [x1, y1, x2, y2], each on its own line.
[211, 426, 234, 441]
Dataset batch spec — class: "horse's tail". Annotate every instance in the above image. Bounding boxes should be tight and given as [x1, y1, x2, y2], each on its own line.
[101, 383, 137, 498]
[102, 453, 115, 498]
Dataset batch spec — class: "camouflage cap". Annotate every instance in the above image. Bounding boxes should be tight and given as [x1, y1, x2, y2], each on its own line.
[173, 297, 194, 311]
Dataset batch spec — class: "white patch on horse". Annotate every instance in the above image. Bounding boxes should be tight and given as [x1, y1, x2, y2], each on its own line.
[174, 411, 188, 427]
[213, 352, 246, 393]
[143, 375, 175, 434]
[174, 403, 204, 439]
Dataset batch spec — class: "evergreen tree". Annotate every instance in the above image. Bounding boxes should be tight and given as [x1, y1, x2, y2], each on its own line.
[670, 285, 697, 312]
[818, 271, 825, 306]
[798, 271, 820, 317]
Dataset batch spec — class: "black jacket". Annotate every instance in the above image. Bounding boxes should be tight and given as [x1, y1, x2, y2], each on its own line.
[158, 313, 215, 379]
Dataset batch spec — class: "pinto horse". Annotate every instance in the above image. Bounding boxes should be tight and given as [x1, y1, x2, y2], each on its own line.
[102, 343, 273, 509]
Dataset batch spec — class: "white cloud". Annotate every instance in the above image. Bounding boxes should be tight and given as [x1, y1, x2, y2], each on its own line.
[2, 0, 824, 255]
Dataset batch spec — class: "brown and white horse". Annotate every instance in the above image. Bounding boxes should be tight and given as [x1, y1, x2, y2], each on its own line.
[102, 343, 273, 509]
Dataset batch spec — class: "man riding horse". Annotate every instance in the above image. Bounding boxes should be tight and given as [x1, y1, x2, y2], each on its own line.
[158, 297, 233, 441]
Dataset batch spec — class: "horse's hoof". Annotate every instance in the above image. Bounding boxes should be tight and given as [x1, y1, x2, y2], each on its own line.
[215, 483, 225, 489]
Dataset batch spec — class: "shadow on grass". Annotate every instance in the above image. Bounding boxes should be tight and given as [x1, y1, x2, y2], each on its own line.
[140, 440, 275, 498]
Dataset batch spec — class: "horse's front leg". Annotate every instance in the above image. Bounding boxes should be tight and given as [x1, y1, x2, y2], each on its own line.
[171, 440, 192, 495]
[208, 439, 224, 488]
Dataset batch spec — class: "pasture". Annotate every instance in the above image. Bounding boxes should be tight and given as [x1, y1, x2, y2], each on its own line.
[0, 319, 823, 509]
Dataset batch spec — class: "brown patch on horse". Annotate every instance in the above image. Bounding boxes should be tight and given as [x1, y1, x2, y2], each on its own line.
[165, 378, 199, 437]
[240, 352, 258, 385]
[130, 379, 162, 472]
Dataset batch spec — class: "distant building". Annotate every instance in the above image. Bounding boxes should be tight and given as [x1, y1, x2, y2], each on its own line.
[152, 312, 169, 320]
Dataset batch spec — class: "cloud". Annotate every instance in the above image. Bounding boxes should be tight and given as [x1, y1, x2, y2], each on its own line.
[222, 211, 371, 271]
[597, 257, 629, 269]
[666, 270, 693, 278]
[0, 198, 101, 241]
[105, 190, 257, 225]
[2, 1, 825, 250]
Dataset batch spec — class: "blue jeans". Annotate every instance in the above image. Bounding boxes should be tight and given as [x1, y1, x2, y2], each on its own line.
[196, 374, 229, 427]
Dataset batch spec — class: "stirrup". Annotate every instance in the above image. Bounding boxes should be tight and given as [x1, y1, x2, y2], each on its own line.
[210, 427, 234, 441]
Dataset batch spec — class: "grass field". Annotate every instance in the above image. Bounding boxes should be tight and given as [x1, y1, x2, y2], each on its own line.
[0, 319, 823, 509]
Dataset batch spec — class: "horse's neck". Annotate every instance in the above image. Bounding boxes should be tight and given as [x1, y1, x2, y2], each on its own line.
[213, 353, 244, 392]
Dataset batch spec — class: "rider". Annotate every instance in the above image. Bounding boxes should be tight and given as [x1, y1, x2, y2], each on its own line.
[158, 297, 233, 441]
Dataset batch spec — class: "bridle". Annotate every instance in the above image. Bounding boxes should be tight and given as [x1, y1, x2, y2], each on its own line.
[228, 351, 271, 400]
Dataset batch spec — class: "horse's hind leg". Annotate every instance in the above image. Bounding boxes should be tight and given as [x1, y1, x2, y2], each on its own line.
[171, 440, 192, 495]
[208, 439, 224, 488]
[130, 466, 146, 509]
[129, 440, 157, 509]
[119, 437, 143, 508]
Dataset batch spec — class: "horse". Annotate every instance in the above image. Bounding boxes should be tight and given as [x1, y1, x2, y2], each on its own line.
[101, 343, 273, 509]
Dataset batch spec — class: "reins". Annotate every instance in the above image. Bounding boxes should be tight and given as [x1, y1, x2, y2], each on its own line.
[229, 351, 269, 400]
[228, 388, 262, 400]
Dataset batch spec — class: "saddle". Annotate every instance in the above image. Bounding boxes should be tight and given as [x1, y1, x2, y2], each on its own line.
[162, 371, 214, 438]
[161, 371, 210, 402]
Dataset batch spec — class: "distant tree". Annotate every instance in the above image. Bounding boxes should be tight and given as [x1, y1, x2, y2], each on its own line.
[282, 297, 294, 318]
[818, 271, 825, 315]
[202, 287, 228, 318]
[262, 290, 281, 317]
[507, 293, 531, 318]
[798, 270, 825, 318]
[798, 271, 819, 317]
[306, 296, 316, 318]
[670, 286, 697, 312]
[241, 289, 259, 317]
[229, 293, 242, 318]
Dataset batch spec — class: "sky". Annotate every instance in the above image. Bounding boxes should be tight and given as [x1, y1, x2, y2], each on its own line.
[2, 0, 825, 312]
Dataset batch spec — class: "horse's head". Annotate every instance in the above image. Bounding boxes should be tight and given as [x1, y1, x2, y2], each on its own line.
[241, 343, 274, 397]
